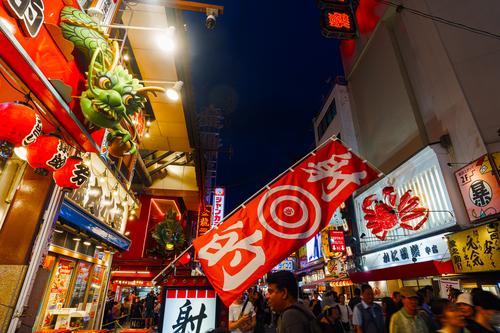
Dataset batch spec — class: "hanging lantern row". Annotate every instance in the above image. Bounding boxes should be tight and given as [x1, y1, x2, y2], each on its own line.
[0, 102, 42, 158]
[0, 102, 90, 190]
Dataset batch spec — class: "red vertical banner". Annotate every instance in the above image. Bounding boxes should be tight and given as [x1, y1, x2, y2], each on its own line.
[193, 138, 380, 306]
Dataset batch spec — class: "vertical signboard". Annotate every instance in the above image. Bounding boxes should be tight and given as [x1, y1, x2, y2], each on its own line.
[196, 206, 212, 238]
[211, 187, 225, 227]
[329, 230, 346, 252]
[455, 154, 500, 222]
[162, 288, 216, 333]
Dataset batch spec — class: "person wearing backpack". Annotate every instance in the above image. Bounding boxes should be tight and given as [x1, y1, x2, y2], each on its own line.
[266, 270, 321, 333]
[352, 284, 385, 333]
[229, 292, 256, 333]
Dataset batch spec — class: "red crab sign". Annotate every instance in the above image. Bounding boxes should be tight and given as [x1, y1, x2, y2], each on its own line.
[362, 186, 429, 240]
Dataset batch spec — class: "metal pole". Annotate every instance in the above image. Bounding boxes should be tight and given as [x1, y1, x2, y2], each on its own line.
[152, 244, 193, 284]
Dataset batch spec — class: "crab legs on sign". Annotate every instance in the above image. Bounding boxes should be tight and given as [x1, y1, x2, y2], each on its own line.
[361, 186, 429, 240]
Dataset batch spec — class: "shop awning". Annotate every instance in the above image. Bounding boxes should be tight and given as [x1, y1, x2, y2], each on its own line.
[59, 199, 131, 251]
[350, 260, 455, 283]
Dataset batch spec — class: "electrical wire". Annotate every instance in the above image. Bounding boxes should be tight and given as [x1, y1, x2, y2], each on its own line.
[0, 66, 27, 95]
[378, 0, 500, 41]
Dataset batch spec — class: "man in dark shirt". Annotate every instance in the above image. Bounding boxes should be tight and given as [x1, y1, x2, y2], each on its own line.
[466, 290, 500, 333]
[349, 288, 362, 311]
[266, 271, 315, 333]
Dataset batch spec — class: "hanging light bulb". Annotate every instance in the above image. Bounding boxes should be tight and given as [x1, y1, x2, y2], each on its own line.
[166, 81, 183, 101]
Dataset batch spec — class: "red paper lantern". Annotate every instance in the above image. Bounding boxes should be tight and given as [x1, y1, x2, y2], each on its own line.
[178, 252, 191, 265]
[26, 135, 69, 175]
[53, 156, 91, 189]
[0, 102, 42, 158]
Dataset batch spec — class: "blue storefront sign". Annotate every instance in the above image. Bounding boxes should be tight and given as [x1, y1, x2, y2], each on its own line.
[59, 200, 131, 251]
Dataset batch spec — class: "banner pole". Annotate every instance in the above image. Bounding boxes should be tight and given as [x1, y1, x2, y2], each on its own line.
[153, 135, 384, 284]
[152, 243, 194, 284]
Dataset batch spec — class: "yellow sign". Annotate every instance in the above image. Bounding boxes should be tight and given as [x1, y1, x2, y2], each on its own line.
[447, 221, 499, 273]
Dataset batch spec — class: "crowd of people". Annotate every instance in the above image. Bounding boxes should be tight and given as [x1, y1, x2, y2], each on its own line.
[222, 271, 500, 333]
[103, 290, 160, 329]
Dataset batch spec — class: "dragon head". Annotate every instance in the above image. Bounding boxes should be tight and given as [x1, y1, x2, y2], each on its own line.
[79, 45, 164, 155]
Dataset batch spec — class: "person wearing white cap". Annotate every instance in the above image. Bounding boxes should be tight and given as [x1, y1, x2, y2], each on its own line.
[455, 293, 474, 320]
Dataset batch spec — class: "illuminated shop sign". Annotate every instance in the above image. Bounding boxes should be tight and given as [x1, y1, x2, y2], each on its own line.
[272, 258, 295, 272]
[196, 205, 212, 238]
[162, 288, 216, 333]
[455, 153, 500, 223]
[446, 221, 499, 273]
[306, 233, 323, 263]
[113, 280, 153, 286]
[211, 187, 225, 227]
[362, 233, 449, 271]
[329, 230, 345, 252]
[354, 146, 456, 253]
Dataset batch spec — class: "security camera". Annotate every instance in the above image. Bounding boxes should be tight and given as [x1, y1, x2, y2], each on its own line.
[205, 14, 216, 30]
[205, 8, 218, 30]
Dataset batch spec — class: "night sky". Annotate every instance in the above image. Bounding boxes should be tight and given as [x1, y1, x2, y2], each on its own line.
[183, 1, 344, 212]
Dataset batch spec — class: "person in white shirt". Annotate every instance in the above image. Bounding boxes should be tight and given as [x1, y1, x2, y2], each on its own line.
[338, 294, 353, 331]
[228, 293, 256, 333]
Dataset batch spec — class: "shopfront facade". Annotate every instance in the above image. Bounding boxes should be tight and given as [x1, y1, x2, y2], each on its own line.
[30, 163, 134, 331]
[349, 145, 468, 297]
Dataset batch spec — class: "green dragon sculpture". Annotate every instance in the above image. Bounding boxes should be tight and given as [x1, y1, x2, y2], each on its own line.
[60, 6, 164, 155]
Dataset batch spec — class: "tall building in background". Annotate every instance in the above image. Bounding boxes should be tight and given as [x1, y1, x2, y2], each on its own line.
[315, 0, 500, 297]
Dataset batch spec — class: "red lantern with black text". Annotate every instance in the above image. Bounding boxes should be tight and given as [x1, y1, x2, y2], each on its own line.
[0, 102, 42, 158]
[53, 156, 90, 189]
[26, 135, 69, 175]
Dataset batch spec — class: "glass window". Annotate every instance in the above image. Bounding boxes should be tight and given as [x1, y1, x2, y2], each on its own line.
[69, 262, 92, 309]
[41, 258, 76, 329]
[86, 265, 106, 328]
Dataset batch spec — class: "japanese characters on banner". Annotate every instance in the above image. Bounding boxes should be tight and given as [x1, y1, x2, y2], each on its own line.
[193, 137, 380, 306]
[211, 187, 226, 227]
[163, 288, 216, 333]
[446, 221, 499, 273]
[455, 154, 500, 222]
[196, 206, 213, 238]
[362, 233, 450, 271]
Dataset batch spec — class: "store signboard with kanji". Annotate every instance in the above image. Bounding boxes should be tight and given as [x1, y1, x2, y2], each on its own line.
[455, 154, 500, 222]
[446, 221, 499, 273]
[354, 147, 456, 253]
[211, 187, 226, 227]
[362, 233, 449, 271]
[162, 288, 216, 333]
[329, 230, 346, 252]
[196, 206, 212, 238]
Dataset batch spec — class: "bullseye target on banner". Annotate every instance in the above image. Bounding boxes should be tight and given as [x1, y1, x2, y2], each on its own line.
[257, 185, 322, 239]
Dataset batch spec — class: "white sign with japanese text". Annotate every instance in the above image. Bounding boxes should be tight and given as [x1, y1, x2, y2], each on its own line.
[163, 289, 216, 333]
[211, 187, 226, 227]
[362, 233, 450, 270]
